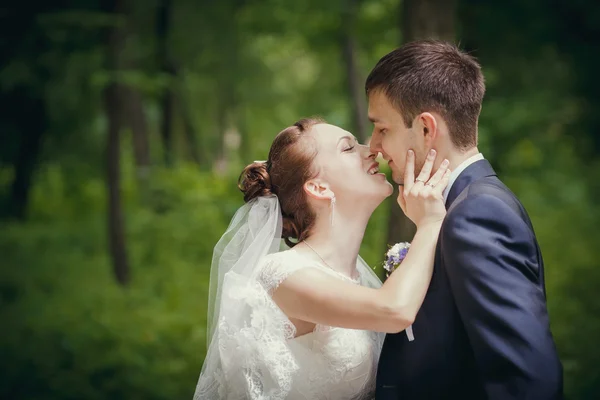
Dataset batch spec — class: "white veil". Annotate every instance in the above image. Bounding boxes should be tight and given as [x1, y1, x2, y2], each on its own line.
[194, 195, 383, 399]
[205, 195, 284, 347]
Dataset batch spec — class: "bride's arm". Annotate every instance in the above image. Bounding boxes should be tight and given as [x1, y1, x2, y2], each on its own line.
[272, 150, 450, 334]
[273, 222, 441, 333]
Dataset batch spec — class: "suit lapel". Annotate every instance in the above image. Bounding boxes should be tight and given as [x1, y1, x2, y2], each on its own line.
[445, 159, 497, 209]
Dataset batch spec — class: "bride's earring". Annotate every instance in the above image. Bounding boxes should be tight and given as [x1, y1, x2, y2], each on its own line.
[330, 195, 336, 226]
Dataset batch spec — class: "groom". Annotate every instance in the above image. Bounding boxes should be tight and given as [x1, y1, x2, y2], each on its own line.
[367, 41, 563, 399]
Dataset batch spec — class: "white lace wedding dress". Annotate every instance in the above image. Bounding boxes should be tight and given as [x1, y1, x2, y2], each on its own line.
[194, 250, 384, 399]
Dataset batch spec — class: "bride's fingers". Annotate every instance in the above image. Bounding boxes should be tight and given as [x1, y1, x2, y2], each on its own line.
[425, 159, 450, 188]
[413, 149, 437, 189]
[417, 159, 449, 199]
[431, 169, 452, 197]
[397, 187, 407, 214]
[417, 183, 434, 199]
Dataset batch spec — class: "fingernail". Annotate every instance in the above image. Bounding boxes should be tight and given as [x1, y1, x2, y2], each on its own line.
[429, 149, 436, 156]
[442, 159, 449, 167]
[408, 150, 414, 156]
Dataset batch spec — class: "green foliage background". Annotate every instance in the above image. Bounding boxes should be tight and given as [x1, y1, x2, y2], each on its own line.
[1, 0, 599, 399]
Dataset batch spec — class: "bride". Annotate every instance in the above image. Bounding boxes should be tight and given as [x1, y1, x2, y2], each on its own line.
[194, 118, 450, 399]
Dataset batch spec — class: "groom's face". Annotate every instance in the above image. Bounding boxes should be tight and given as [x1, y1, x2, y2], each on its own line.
[368, 91, 426, 185]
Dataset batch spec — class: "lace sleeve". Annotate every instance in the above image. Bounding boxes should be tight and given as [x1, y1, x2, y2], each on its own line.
[195, 252, 309, 399]
[255, 251, 315, 293]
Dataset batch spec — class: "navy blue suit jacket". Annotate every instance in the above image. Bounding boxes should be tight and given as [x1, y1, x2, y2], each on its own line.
[376, 160, 563, 399]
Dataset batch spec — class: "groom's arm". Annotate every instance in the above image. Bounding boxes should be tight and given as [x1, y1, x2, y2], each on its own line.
[443, 193, 562, 399]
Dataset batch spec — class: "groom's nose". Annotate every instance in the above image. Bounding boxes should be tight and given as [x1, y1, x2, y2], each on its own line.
[369, 132, 382, 155]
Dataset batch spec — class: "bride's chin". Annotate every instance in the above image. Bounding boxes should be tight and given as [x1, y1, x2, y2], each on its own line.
[372, 187, 394, 204]
[368, 181, 393, 199]
[382, 182, 394, 197]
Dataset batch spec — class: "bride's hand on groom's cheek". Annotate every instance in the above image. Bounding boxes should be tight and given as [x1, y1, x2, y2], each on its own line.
[398, 149, 451, 227]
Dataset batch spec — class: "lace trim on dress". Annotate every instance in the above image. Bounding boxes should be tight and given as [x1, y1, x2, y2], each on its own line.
[257, 251, 360, 294]
[194, 250, 382, 400]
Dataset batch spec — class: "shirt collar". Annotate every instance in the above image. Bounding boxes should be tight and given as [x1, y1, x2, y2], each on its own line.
[443, 153, 485, 202]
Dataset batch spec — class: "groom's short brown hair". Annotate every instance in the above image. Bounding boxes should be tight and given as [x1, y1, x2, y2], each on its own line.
[365, 40, 485, 150]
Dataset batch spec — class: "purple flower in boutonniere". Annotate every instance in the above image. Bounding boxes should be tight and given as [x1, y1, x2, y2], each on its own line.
[383, 242, 411, 278]
[382, 241, 415, 342]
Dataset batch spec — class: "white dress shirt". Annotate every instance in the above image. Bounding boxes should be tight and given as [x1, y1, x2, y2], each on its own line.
[442, 153, 485, 203]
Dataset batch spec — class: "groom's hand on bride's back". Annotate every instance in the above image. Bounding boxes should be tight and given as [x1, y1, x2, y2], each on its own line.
[399, 149, 450, 227]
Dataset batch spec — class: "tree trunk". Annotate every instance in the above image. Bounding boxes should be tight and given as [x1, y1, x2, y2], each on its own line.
[104, 0, 130, 286]
[157, 0, 175, 166]
[109, 0, 151, 187]
[402, 0, 456, 43]
[105, 84, 130, 286]
[123, 87, 151, 180]
[160, 86, 174, 166]
[180, 98, 201, 165]
[173, 70, 201, 165]
[237, 106, 250, 162]
[341, 0, 368, 143]
[4, 94, 45, 220]
[386, 0, 456, 247]
[213, 103, 229, 174]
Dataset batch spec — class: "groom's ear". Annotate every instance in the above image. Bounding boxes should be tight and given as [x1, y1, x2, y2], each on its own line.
[418, 112, 438, 146]
[304, 180, 334, 202]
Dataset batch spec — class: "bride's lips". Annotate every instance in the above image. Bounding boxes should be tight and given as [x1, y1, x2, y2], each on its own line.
[367, 161, 386, 178]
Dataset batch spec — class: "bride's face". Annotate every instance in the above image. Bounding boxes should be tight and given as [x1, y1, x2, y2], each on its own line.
[308, 124, 393, 205]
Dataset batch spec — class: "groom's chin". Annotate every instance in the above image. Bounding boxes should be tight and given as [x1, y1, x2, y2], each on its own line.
[390, 170, 403, 185]
[391, 175, 403, 186]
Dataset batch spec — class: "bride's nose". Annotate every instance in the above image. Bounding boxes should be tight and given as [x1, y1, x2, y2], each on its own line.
[358, 144, 376, 159]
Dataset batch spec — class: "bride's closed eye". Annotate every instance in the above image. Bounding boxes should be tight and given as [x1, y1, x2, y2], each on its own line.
[341, 137, 358, 152]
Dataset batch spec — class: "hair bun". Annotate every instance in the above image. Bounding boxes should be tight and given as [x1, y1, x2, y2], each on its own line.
[281, 215, 302, 248]
[238, 161, 273, 202]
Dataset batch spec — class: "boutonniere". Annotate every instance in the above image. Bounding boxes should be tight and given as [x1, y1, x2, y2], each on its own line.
[382, 241, 414, 342]
[383, 242, 411, 278]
